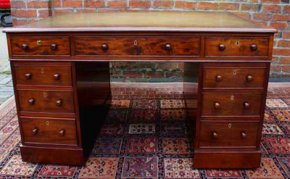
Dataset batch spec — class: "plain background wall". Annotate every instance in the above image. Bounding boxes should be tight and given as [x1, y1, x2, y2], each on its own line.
[0, 28, 9, 71]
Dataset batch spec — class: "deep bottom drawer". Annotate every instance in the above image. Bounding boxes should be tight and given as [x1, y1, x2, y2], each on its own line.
[20, 117, 78, 146]
[199, 121, 259, 148]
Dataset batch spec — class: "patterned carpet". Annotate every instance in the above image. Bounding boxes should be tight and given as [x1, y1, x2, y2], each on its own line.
[0, 84, 289, 179]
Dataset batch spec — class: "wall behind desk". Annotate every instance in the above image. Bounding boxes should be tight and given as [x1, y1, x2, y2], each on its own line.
[0, 27, 9, 71]
[9, 0, 290, 82]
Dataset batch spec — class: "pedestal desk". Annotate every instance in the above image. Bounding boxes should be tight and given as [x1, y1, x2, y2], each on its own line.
[4, 12, 276, 168]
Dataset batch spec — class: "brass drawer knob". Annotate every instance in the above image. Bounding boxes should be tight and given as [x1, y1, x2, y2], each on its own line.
[164, 43, 172, 51]
[22, 44, 29, 50]
[59, 129, 65, 136]
[50, 43, 57, 50]
[28, 98, 35, 105]
[212, 131, 218, 139]
[101, 43, 109, 51]
[213, 101, 221, 109]
[32, 128, 38, 135]
[53, 73, 61, 80]
[243, 101, 250, 109]
[250, 44, 257, 51]
[25, 73, 32, 79]
[241, 131, 247, 138]
[56, 99, 63, 106]
[246, 74, 253, 82]
[215, 75, 223, 82]
[218, 44, 226, 51]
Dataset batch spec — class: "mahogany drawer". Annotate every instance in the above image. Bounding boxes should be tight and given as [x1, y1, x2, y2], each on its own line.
[10, 36, 70, 56]
[202, 66, 267, 89]
[13, 62, 72, 86]
[205, 37, 269, 57]
[74, 36, 200, 56]
[17, 90, 74, 114]
[199, 121, 259, 148]
[201, 92, 263, 117]
[20, 117, 78, 145]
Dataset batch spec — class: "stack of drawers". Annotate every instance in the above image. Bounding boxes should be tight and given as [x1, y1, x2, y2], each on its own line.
[193, 62, 269, 168]
[11, 61, 83, 165]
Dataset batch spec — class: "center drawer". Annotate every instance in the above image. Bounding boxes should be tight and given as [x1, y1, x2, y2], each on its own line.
[17, 90, 74, 114]
[20, 117, 78, 146]
[73, 36, 201, 56]
[201, 92, 263, 117]
[199, 121, 259, 148]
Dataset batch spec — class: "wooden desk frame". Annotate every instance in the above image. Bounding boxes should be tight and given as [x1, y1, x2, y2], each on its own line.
[4, 12, 276, 168]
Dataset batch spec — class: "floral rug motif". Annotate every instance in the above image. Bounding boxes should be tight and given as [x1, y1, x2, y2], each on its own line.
[0, 85, 289, 178]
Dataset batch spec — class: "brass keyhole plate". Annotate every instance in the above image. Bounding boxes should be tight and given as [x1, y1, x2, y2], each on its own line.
[37, 40, 42, 46]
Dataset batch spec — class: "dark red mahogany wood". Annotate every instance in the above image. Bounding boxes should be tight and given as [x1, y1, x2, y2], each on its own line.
[4, 11, 275, 168]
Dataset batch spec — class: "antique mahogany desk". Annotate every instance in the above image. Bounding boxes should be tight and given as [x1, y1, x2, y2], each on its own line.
[4, 12, 276, 168]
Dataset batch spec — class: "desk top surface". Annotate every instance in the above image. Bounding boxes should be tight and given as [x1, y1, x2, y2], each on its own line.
[4, 11, 276, 33]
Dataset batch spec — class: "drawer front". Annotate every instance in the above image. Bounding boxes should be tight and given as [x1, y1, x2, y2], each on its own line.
[139, 37, 200, 56]
[203, 67, 266, 89]
[74, 36, 133, 55]
[11, 36, 70, 56]
[205, 37, 269, 57]
[14, 63, 72, 86]
[20, 117, 77, 145]
[74, 36, 200, 56]
[18, 90, 74, 113]
[202, 92, 262, 117]
[199, 121, 259, 148]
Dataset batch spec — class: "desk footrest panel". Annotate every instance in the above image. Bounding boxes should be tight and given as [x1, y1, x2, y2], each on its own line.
[20, 145, 85, 165]
[193, 150, 261, 168]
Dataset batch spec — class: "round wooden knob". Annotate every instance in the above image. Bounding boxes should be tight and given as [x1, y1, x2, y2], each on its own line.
[25, 73, 32, 80]
[212, 131, 218, 139]
[246, 75, 253, 82]
[56, 99, 63, 106]
[241, 131, 247, 138]
[243, 101, 250, 109]
[218, 44, 226, 51]
[32, 128, 38, 135]
[164, 43, 172, 51]
[250, 44, 257, 51]
[50, 43, 57, 50]
[28, 98, 35, 105]
[101, 43, 109, 51]
[59, 129, 65, 136]
[53, 73, 61, 80]
[214, 102, 221, 109]
[22, 44, 29, 50]
[215, 75, 223, 82]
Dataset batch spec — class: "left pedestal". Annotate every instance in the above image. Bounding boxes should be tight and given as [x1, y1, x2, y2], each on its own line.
[11, 61, 111, 165]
